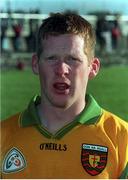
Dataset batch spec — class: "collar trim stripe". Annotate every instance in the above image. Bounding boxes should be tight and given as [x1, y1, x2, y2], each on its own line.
[20, 94, 102, 139]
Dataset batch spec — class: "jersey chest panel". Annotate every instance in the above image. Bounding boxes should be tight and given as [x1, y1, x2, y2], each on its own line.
[1, 124, 118, 178]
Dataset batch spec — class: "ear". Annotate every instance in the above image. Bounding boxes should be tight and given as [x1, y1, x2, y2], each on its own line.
[32, 54, 39, 75]
[89, 58, 100, 79]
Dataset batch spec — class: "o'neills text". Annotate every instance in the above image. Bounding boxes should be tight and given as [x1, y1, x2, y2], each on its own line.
[40, 143, 67, 151]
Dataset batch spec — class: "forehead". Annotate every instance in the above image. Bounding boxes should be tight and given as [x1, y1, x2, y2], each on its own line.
[42, 34, 85, 53]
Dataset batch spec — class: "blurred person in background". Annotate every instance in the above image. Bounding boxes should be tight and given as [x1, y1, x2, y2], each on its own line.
[1, 12, 128, 179]
[1, 19, 8, 53]
[96, 15, 113, 54]
[96, 16, 106, 54]
[100, 16, 112, 54]
[120, 20, 128, 53]
[26, 19, 38, 52]
[12, 20, 23, 52]
[111, 18, 121, 51]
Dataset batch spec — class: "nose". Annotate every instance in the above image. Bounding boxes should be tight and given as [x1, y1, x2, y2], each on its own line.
[54, 61, 69, 76]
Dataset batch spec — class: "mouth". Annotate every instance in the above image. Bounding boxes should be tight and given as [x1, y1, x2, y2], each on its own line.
[53, 82, 70, 94]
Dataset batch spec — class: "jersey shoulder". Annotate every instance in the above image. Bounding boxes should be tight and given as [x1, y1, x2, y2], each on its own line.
[100, 109, 128, 128]
[1, 113, 22, 136]
[98, 109, 128, 142]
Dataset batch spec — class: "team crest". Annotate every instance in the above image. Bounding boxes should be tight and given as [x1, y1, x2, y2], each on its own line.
[81, 144, 108, 176]
[2, 147, 27, 174]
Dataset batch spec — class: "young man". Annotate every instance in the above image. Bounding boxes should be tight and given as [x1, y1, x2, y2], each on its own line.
[1, 12, 128, 178]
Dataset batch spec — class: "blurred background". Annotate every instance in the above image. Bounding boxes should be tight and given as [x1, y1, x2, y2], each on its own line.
[0, 0, 128, 121]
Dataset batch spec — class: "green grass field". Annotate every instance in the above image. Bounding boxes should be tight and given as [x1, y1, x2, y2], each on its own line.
[1, 66, 128, 121]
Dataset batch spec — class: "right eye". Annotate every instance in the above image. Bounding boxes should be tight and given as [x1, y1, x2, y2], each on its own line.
[45, 56, 58, 64]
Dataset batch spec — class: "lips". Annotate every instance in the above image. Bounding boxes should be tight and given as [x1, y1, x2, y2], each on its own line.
[53, 82, 70, 94]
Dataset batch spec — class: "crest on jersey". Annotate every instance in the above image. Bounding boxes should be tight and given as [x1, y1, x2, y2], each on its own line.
[81, 144, 108, 176]
[2, 147, 27, 173]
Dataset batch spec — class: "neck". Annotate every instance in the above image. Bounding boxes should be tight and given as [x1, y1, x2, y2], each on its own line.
[37, 99, 86, 134]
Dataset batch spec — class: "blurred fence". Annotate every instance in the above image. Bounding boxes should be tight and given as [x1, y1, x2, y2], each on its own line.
[0, 13, 128, 69]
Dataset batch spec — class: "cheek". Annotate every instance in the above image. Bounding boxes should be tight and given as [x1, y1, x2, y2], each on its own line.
[75, 67, 89, 88]
[39, 68, 48, 85]
[39, 67, 53, 87]
[77, 68, 89, 80]
[39, 63, 49, 76]
[79, 70, 85, 79]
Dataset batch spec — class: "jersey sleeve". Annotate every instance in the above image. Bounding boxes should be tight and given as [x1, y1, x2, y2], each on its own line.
[118, 118, 128, 179]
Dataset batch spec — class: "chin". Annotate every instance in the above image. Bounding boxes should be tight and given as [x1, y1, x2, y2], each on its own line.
[45, 92, 73, 109]
[50, 100, 70, 109]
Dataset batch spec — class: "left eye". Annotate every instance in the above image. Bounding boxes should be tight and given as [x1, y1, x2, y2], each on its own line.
[69, 57, 77, 61]
[66, 57, 82, 64]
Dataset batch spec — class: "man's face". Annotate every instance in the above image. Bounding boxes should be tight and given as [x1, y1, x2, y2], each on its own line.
[37, 34, 93, 109]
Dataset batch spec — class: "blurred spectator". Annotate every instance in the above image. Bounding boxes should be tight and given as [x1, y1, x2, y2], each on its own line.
[16, 58, 25, 70]
[26, 19, 38, 52]
[1, 19, 8, 52]
[120, 20, 128, 53]
[96, 16, 106, 53]
[96, 16, 112, 54]
[12, 21, 23, 52]
[111, 19, 121, 50]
